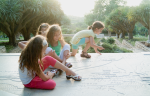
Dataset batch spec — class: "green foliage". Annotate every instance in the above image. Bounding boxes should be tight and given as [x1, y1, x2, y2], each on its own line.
[0, 42, 15, 52]
[100, 43, 132, 53]
[61, 16, 88, 34]
[0, 0, 64, 45]
[105, 7, 136, 39]
[84, 0, 127, 25]
[63, 37, 72, 44]
[84, 37, 132, 53]
[107, 38, 115, 44]
[128, 2, 150, 30]
[100, 38, 115, 44]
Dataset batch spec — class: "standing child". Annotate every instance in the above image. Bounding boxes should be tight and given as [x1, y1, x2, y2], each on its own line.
[70, 21, 105, 58]
[46, 24, 72, 68]
[18, 35, 81, 90]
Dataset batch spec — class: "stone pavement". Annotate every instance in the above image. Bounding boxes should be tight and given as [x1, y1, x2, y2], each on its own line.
[0, 53, 150, 96]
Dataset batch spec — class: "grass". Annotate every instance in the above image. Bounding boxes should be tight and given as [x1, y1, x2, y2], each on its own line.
[0, 38, 9, 40]
[0, 42, 15, 52]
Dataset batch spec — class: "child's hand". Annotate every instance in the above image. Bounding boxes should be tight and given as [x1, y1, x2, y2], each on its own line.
[98, 46, 105, 50]
[47, 71, 54, 79]
[95, 50, 102, 55]
[47, 50, 55, 57]
[65, 53, 71, 59]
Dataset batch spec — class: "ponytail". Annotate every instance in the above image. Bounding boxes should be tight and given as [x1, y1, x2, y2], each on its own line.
[88, 25, 92, 30]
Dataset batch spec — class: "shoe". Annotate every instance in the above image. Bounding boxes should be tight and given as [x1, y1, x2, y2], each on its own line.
[80, 51, 91, 58]
[51, 69, 63, 76]
[65, 62, 72, 68]
[66, 74, 82, 81]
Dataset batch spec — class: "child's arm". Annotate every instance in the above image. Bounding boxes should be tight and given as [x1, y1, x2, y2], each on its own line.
[18, 41, 28, 49]
[59, 40, 67, 48]
[46, 50, 63, 63]
[37, 67, 53, 81]
[89, 36, 104, 55]
[45, 48, 63, 63]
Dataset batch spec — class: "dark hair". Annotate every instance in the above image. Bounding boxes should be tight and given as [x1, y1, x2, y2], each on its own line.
[88, 21, 105, 31]
[37, 23, 50, 35]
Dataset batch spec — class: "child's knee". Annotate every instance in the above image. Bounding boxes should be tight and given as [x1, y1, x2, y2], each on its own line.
[49, 82, 56, 89]
[71, 52, 76, 56]
[47, 80, 56, 90]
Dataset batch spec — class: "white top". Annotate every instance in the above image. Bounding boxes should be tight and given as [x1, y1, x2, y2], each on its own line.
[70, 30, 95, 44]
[18, 66, 36, 84]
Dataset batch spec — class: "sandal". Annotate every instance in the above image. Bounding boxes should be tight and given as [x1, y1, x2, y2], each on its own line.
[66, 74, 82, 81]
[50, 69, 63, 76]
[80, 51, 91, 58]
[65, 62, 72, 68]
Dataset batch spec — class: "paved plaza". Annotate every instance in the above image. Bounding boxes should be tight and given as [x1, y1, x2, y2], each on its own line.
[0, 53, 150, 96]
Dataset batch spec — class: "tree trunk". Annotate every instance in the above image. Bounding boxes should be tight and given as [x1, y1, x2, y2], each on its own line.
[22, 32, 30, 41]
[121, 32, 125, 38]
[145, 32, 147, 37]
[147, 29, 150, 44]
[128, 32, 133, 40]
[108, 31, 111, 37]
[117, 34, 119, 38]
[9, 33, 16, 46]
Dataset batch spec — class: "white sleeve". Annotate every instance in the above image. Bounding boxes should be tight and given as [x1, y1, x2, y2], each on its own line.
[45, 47, 53, 54]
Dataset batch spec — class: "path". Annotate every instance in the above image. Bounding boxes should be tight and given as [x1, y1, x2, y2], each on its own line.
[0, 53, 150, 96]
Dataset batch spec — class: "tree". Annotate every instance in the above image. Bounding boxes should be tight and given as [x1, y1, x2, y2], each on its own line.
[84, 0, 127, 25]
[128, 2, 150, 44]
[105, 7, 136, 39]
[0, 0, 64, 46]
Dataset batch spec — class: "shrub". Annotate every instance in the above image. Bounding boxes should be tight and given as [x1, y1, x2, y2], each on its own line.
[107, 38, 115, 44]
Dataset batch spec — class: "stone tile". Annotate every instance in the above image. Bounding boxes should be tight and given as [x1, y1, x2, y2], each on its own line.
[0, 53, 150, 96]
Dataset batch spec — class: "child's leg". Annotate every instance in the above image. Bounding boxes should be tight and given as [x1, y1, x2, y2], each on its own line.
[59, 44, 70, 61]
[24, 56, 57, 90]
[83, 37, 91, 52]
[81, 37, 91, 58]
[24, 76, 56, 90]
[39, 56, 57, 71]
[71, 49, 78, 56]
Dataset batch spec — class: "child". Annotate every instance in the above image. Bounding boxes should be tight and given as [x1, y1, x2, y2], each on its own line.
[18, 23, 64, 75]
[46, 24, 72, 68]
[18, 23, 50, 49]
[19, 23, 70, 68]
[36, 23, 50, 37]
[70, 21, 105, 58]
[18, 35, 82, 90]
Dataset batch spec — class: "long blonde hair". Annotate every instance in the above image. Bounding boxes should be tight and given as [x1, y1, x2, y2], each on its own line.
[19, 35, 46, 77]
[47, 24, 64, 46]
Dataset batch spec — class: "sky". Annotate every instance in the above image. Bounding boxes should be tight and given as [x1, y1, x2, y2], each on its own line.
[57, 0, 142, 17]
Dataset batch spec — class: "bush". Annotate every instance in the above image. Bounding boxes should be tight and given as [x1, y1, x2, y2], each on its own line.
[99, 43, 132, 53]
[101, 38, 106, 43]
[107, 38, 115, 44]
